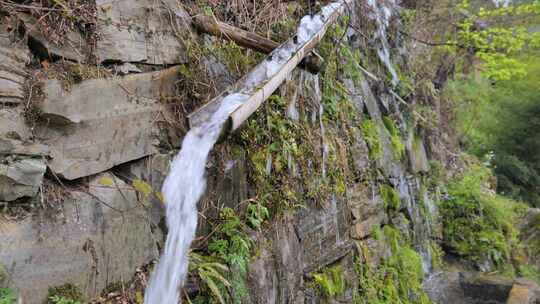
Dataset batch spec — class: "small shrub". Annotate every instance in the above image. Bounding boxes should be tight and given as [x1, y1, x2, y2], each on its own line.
[0, 288, 16, 304]
[439, 164, 524, 267]
[246, 202, 269, 230]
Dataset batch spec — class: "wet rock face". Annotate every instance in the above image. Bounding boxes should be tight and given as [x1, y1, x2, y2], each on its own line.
[424, 271, 468, 303]
[0, 174, 159, 303]
[247, 205, 352, 304]
[296, 197, 353, 273]
[424, 271, 540, 304]
[407, 132, 429, 174]
[349, 184, 388, 240]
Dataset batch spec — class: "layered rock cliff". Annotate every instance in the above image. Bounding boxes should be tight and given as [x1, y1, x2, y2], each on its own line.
[0, 0, 539, 303]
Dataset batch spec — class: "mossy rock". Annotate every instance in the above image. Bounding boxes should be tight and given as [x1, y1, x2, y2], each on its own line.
[312, 265, 347, 299]
[361, 119, 383, 160]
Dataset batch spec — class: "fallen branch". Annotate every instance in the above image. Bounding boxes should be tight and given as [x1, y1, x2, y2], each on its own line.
[192, 14, 323, 74]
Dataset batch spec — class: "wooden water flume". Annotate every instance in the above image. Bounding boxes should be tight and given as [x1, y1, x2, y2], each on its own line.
[188, 0, 353, 139]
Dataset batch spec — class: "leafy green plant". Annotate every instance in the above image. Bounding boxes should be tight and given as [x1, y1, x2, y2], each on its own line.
[439, 163, 524, 267]
[449, 0, 540, 81]
[207, 208, 253, 304]
[518, 265, 540, 285]
[313, 265, 346, 299]
[246, 201, 269, 230]
[0, 288, 16, 304]
[430, 241, 445, 271]
[189, 253, 230, 304]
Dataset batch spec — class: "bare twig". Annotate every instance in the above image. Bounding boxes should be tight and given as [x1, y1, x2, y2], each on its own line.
[0, 0, 69, 12]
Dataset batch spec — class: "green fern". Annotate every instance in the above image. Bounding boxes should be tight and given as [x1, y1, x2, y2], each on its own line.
[206, 208, 253, 304]
[190, 253, 230, 304]
[246, 202, 269, 230]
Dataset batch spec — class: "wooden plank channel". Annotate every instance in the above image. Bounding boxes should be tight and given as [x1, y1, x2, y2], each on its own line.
[188, 0, 353, 139]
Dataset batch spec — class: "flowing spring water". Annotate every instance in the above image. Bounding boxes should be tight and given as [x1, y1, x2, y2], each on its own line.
[398, 174, 437, 274]
[144, 93, 247, 304]
[144, 2, 347, 303]
[366, 0, 399, 86]
[492, 0, 512, 7]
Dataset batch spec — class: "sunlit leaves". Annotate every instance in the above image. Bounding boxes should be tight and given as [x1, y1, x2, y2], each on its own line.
[453, 0, 540, 80]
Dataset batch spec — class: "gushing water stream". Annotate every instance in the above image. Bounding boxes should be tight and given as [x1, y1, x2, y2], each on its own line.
[492, 0, 511, 7]
[144, 2, 347, 303]
[366, 0, 399, 86]
[144, 94, 247, 304]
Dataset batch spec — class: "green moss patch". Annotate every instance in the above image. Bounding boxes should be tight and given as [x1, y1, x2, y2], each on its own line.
[354, 226, 431, 304]
[380, 184, 401, 211]
[439, 162, 528, 269]
[382, 116, 405, 160]
[361, 119, 383, 160]
[312, 265, 347, 299]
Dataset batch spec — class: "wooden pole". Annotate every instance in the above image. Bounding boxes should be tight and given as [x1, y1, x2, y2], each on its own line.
[192, 15, 322, 74]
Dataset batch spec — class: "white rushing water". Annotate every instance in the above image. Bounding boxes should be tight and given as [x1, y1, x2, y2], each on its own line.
[366, 0, 399, 86]
[144, 93, 247, 304]
[492, 0, 511, 7]
[144, 2, 346, 303]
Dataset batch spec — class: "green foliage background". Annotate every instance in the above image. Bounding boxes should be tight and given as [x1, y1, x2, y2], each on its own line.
[450, 56, 540, 207]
